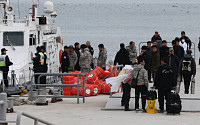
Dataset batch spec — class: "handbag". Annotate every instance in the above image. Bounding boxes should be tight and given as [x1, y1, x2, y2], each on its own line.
[131, 69, 141, 88]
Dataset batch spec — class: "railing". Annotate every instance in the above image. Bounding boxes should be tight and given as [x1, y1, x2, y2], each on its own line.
[29, 73, 86, 104]
[16, 112, 54, 125]
[139, 42, 196, 59]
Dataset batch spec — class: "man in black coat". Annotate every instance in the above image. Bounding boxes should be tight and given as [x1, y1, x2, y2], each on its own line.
[168, 48, 179, 84]
[151, 31, 162, 42]
[178, 50, 196, 94]
[0, 48, 13, 87]
[61, 46, 70, 73]
[146, 41, 153, 82]
[180, 31, 192, 49]
[74, 42, 81, 71]
[172, 38, 184, 61]
[114, 43, 130, 66]
[32, 46, 42, 85]
[154, 57, 176, 113]
[86, 41, 94, 69]
[159, 40, 169, 60]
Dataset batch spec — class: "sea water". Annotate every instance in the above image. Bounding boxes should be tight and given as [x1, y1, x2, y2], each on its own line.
[11, 0, 200, 61]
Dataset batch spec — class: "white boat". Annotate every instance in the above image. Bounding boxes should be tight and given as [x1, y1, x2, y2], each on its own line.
[0, 0, 63, 90]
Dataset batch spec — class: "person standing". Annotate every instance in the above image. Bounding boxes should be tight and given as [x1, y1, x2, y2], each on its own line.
[126, 41, 137, 64]
[172, 38, 184, 61]
[114, 43, 130, 66]
[154, 57, 176, 113]
[159, 40, 169, 60]
[179, 39, 188, 54]
[97, 44, 107, 70]
[74, 42, 81, 71]
[147, 41, 152, 82]
[133, 56, 149, 112]
[86, 41, 94, 69]
[68, 45, 78, 72]
[80, 44, 92, 73]
[61, 46, 70, 73]
[168, 48, 179, 85]
[151, 31, 162, 42]
[0, 48, 13, 87]
[180, 31, 192, 50]
[39, 46, 48, 84]
[150, 45, 160, 81]
[178, 50, 196, 94]
[32, 46, 42, 86]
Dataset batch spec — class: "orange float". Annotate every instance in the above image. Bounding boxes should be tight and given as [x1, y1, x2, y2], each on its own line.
[100, 81, 111, 94]
[90, 66, 104, 79]
[107, 65, 119, 77]
[86, 74, 100, 85]
[71, 84, 92, 97]
[63, 76, 74, 96]
[59, 50, 63, 64]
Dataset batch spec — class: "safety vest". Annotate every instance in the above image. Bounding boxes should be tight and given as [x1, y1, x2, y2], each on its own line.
[0, 55, 6, 67]
[39, 52, 48, 65]
[44, 52, 48, 64]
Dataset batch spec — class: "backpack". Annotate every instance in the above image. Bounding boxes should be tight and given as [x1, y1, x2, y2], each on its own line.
[182, 59, 192, 72]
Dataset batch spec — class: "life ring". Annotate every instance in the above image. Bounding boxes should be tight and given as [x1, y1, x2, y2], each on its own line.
[59, 50, 63, 64]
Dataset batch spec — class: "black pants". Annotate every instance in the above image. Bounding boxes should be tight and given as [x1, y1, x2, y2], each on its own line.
[135, 85, 147, 110]
[61, 67, 68, 73]
[182, 74, 192, 94]
[152, 72, 156, 82]
[158, 89, 170, 110]
[148, 69, 151, 81]
[122, 84, 131, 109]
[3, 71, 8, 87]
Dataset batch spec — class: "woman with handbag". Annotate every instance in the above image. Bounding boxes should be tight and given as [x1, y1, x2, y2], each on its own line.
[132, 56, 149, 112]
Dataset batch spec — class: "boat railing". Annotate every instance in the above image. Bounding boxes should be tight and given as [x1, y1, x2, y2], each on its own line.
[138, 42, 196, 59]
[29, 73, 86, 104]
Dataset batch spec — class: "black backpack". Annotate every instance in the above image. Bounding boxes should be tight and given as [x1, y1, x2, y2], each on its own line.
[166, 92, 182, 115]
[147, 90, 157, 100]
[182, 58, 192, 72]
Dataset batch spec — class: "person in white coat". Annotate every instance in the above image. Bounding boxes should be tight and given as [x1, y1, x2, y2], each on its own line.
[179, 39, 188, 54]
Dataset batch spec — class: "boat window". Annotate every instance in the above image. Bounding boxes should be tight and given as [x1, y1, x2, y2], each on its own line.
[3, 32, 24, 46]
[29, 34, 36, 46]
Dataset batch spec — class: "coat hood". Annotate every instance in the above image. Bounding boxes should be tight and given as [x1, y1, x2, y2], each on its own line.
[184, 54, 192, 61]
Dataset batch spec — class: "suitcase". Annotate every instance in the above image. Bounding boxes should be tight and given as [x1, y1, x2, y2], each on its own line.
[166, 92, 182, 115]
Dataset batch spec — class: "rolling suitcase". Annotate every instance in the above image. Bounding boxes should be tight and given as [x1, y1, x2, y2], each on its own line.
[166, 92, 182, 115]
[191, 78, 195, 94]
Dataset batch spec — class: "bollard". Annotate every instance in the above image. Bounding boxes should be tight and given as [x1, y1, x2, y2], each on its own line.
[0, 93, 7, 124]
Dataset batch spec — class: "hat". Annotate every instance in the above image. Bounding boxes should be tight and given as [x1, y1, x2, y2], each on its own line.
[155, 31, 158, 34]
[69, 45, 74, 49]
[181, 31, 185, 34]
[64, 46, 69, 49]
[1, 48, 7, 52]
[169, 47, 174, 51]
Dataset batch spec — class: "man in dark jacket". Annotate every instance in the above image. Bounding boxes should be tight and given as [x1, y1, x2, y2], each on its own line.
[151, 31, 162, 42]
[74, 42, 80, 71]
[159, 40, 169, 60]
[32, 46, 42, 85]
[154, 57, 176, 113]
[0, 48, 13, 87]
[150, 45, 160, 81]
[168, 48, 179, 84]
[114, 43, 130, 66]
[86, 41, 94, 69]
[61, 46, 70, 73]
[178, 50, 196, 94]
[180, 31, 192, 49]
[147, 41, 152, 82]
[172, 38, 184, 61]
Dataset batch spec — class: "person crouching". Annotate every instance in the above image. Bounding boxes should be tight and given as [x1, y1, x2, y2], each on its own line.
[133, 56, 149, 112]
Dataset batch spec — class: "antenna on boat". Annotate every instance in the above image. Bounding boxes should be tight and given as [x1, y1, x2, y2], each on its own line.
[17, 0, 20, 19]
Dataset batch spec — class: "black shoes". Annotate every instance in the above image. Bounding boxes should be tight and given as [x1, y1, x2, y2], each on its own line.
[158, 109, 164, 113]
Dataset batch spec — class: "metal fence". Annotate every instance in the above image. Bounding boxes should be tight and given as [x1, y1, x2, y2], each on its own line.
[29, 73, 86, 104]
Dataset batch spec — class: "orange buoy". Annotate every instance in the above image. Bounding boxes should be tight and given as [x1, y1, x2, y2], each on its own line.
[100, 81, 110, 94]
[87, 84, 100, 96]
[71, 85, 92, 97]
[59, 50, 63, 64]
[86, 74, 100, 85]
[102, 71, 111, 79]
[89, 66, 105, 79]
[63, 76, 74, 95]
[107, 65, 119, 77]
